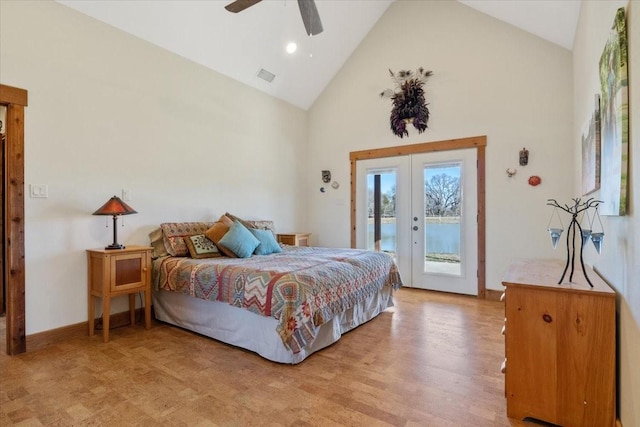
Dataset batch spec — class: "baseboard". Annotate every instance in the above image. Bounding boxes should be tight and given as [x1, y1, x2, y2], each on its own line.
[26, 322, 87, 352]
[485, 289, 504, 301]
[26, 308, 148, 352]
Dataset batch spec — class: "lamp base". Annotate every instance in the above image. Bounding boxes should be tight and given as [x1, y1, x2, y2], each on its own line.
[105, 244, 125, 250]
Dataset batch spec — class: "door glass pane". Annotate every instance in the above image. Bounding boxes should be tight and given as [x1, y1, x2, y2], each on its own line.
[366, 169, 397, 260]
[423, 162, 461, 275]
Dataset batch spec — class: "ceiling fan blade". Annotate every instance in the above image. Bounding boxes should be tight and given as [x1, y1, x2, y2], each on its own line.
[297, 0, 323, 36]
[225, 0, 262, 13]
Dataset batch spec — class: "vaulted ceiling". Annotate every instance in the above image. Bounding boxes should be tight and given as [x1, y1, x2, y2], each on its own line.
[57, 0, 581, 110]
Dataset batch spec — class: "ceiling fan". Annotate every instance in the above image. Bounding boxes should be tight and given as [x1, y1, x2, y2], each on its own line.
[225, 0, 323, 36]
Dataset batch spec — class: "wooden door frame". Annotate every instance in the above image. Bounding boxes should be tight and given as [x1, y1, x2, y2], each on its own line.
[350, 135, 487, 298]
[1, 84, 27, 355]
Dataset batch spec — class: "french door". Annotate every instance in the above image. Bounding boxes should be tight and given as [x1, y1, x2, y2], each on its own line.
[355, 148, 478, 295]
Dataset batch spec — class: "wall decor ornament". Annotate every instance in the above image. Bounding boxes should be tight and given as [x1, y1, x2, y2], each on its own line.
[519, 147, 529, 166]
[528, 176, 541, 186]
[598, 7, 629, 215]
[380, 67, 432, 138]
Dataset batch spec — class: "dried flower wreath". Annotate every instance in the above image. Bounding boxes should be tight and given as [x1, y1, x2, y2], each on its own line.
[380, 67, 433, 138]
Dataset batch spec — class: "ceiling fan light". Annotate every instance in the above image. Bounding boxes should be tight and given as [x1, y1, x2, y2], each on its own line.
[286, 42, 297, 54]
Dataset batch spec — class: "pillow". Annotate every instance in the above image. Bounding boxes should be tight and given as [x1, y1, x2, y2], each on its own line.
[184, 234, 221, 259]
[204, 215, 236, 257]
[250, 228, 282, 255]
[225, 212, 276, 237]
[218, 221, 260, 258]
[160, 222, 215, 256]
[148, 227, 169, 259]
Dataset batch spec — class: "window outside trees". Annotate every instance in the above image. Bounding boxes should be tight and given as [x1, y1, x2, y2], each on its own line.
[366, 163, 461, 268]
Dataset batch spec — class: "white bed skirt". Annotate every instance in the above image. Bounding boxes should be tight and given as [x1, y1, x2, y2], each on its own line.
[152, 286, 394, 364]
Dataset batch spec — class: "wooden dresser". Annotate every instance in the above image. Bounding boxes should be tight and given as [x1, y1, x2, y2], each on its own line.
[502, 259, 616, 427]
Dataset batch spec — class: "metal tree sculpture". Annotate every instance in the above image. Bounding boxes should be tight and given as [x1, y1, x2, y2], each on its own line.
[547, 198, 602, 287]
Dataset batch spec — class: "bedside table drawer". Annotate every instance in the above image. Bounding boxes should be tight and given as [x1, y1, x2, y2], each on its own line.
[111, 253, 147, 292]
[277, 233, 311, 247]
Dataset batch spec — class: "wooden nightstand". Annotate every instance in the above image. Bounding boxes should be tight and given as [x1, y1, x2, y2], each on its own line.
[277, 233, 311, 247]
[87, 246, 153, 342]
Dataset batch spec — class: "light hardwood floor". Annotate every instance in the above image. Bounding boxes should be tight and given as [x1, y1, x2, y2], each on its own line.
[1, 288, 531, 426]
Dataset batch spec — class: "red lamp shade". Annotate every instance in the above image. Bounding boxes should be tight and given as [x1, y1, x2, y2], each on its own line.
[93, 196, 137, 250]
[93, 196, 137, 216]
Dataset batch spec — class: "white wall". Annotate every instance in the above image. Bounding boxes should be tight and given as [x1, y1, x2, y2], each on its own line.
[0, 0, 308, 334]
[573, 1, 640, 424]
[307, 0, 574, 291]
[2, 0, 638, 422]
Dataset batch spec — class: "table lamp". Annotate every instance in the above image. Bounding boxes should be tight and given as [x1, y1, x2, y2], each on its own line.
[92, 195, 137, 250]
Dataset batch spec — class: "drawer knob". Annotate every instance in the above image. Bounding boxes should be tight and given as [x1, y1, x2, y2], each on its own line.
[542, 314, 553, 323]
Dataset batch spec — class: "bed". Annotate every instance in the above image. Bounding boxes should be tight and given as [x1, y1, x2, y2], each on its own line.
[150, 220, 402, 364]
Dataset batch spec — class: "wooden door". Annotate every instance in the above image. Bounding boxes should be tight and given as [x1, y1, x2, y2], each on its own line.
[0, 84, 27, 355]
[1, 109, 5, 316]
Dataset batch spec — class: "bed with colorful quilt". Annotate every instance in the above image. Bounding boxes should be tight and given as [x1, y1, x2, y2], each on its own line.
[150, 217, 403, 364]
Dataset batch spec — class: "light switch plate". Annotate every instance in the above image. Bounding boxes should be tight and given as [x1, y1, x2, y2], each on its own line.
[30, 184, 48, 198]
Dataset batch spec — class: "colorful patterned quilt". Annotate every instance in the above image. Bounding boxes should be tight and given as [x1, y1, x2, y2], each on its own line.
[153, 246, 403, 353]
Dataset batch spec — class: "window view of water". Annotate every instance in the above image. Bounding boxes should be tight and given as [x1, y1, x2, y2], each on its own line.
[367, 219, 460, 263]
[366, 165, 462, 267]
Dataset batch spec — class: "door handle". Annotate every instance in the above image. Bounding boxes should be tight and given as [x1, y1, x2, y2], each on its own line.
[413, 226, 419, 231]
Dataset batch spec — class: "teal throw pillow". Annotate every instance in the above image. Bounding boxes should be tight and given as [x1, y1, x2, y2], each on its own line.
[218, 221, 260, 258]
[250, 228, 282, 255]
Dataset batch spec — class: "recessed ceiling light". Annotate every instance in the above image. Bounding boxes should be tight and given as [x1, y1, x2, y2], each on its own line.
[286, 42, 297, 54]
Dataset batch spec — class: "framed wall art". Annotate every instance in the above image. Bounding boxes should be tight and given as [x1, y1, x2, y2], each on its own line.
[581, 94, 601, 196]
[598, 7, 629, 216]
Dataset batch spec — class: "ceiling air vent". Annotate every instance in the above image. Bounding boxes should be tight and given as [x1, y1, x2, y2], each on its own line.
[257, 68, 276, 83]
